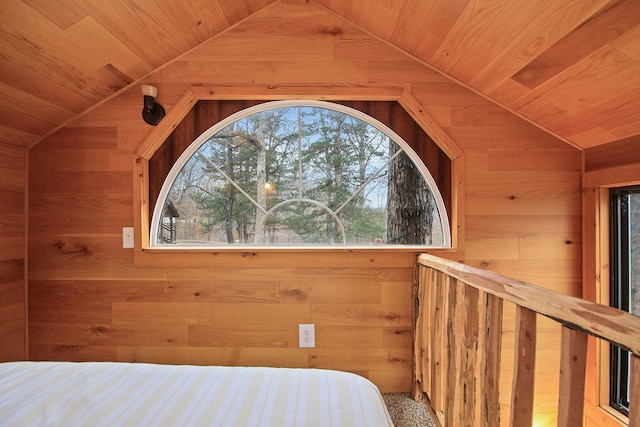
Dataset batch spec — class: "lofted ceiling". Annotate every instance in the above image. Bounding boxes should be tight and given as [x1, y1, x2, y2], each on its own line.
[1, 0, 639, 150]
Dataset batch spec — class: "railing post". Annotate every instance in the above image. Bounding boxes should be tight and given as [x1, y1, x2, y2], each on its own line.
[431, 271, 448, 421]
[557, 325, 588, 426]
[481, 293, 502, 427]
[457, 285, 479, 426]
[444, 278, 458, 426]
[510, 306, 536, 427]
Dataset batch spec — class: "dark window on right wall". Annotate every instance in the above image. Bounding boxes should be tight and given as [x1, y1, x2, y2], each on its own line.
[610, 185, 640, 416]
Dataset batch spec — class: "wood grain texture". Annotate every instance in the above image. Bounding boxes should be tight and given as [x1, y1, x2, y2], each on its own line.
[0, 144, 26, 361]
[509, 307, 536, 427]
[0, 1, 639, 150]
[557, 326, 588, 427]
[26, 1, 584, 412]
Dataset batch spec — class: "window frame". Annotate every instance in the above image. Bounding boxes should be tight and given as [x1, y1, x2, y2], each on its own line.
[148, 100, 452, 250]
[609, 185, 639, 416]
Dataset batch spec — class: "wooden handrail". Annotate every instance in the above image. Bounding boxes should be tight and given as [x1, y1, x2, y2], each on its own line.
[414, 253, 640, 427]
[417, 253, 640, 355]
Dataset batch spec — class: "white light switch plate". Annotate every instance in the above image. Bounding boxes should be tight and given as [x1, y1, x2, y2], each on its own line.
[122, 227, 134, 248]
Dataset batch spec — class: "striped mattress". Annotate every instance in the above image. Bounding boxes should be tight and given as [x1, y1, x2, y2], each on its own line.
[0, 361, 394, 426]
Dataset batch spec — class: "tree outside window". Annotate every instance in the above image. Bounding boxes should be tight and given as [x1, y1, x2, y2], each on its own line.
[151, 101, 449, 248]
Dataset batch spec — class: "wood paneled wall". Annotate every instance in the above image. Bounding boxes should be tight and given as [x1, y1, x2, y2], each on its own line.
[0, 144, 26, 361]
[27, 3, 581, 417]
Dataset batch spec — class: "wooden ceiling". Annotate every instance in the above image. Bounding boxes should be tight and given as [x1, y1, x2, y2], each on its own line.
[1, 0, 639, 150]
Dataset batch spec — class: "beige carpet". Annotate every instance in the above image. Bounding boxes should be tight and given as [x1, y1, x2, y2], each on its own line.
[382, 393, 436, 426]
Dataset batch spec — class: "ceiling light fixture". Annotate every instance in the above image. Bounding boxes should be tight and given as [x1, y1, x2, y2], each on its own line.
[141, 84, 165, 126]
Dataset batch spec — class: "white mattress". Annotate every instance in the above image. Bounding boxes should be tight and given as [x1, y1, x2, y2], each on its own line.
[0, 362, 393, 427]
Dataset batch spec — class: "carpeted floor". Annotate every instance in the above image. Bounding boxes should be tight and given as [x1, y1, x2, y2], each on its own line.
[382, 393, 436, 426]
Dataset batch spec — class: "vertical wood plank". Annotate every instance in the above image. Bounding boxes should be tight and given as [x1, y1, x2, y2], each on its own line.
[424, 267, 438, 398]
[630, 354, 640, 427]
[444, 278, 458, 426]
[481, 293, 503, 427]
[510, 306, 537, 427]
[413, 265, 427, 400]
[458, 284, 479, 427]
[430, 271, 448, 422]
[557, 325, 588, 426]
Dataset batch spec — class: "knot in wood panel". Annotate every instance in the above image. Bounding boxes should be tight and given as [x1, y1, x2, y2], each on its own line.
[318, 25, 344, 37]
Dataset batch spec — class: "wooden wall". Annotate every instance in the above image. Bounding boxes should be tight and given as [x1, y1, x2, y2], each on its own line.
[0, 144, 27, 361]
[27, 1, 582, 419]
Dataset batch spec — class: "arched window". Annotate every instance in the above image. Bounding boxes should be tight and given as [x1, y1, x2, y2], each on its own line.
[150, 101, 450, 248]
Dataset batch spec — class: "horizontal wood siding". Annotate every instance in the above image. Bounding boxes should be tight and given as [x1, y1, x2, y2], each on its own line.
[0, 144, 26, 361]
[28, 2, 581, 409]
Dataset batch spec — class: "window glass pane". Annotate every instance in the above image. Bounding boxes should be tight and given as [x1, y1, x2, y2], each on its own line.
[152, 101, 450, 247]
[631, 191, 639, 317]
[610, 185, 640, 415]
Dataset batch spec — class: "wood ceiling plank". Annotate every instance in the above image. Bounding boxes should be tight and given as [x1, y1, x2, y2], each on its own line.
[469, 0, 614, 92]
[409, 0, 471, 62]
[604, 109, 640, 140]
[21, 0, 88, 30]
[153, 0, 231, 45]
[369, 61, 450, 84]
[0, 59, 96, 113]
[344, 0, 401, 41]
[245, 0, 275, 14]
[566, 127, 620, 148]
[560, 97, 640, 144]
[512, 0, 640, 89]
[334, 36, 410, 63]
[73, 0, 192, 67]
[0, 0, 106, 75]
[430, 0, 509, 73]
[584, 134, 640, 171]
[515, 46, 640, 131]
[66, 16, 153, 82]
[610, 23, 640, 59]
[0, 125, 39, 149]
[444, 0, 547, 84]
[388, 0, 435, 50]
[0, 28, 95, 102]
[218, 0, 252, 25]
[311, 0, 352, 22]
[0, 82, 76, 129]
[191, 3, 340, 62]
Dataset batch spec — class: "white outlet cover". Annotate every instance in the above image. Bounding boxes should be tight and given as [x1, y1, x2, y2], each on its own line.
[299, 324, 315, 348]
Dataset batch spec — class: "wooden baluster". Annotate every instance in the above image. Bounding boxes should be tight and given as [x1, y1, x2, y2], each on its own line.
[630, 354, 640, 427]
[431, 271, 448, 422]
[426, 268, 438, 398]
[557, 325, 588, 426]
[481, 293, 503, 427]
[457, 284, 479, 426]
[413, 265, 427, 400]
[445, 278, 458, 426]
[510, 306, 536, 427]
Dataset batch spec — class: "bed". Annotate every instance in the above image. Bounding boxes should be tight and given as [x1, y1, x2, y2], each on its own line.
[0, 361, 393, 426]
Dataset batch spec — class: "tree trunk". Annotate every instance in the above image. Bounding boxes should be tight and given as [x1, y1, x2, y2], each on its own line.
[387, 144, 434, 244]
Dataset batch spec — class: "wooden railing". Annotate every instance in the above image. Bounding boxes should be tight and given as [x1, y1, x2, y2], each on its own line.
[414, 253, 640, 427]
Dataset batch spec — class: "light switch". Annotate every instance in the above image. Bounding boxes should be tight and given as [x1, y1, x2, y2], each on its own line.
[122, 227, 134, 248]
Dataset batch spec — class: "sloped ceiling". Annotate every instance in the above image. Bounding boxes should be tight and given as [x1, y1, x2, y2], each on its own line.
[1, 0, 639, 150]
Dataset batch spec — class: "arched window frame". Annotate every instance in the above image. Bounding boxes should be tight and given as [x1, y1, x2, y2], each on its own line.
[148, 99, 452, 249]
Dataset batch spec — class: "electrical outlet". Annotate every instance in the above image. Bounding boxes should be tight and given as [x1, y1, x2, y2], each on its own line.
[299, 324, 315, 348]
